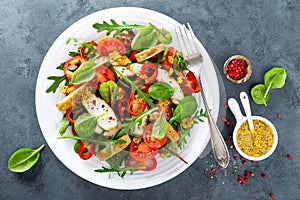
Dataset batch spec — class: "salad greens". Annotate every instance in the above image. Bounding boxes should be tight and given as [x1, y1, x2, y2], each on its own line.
[46, 75, 69, 93]
[58, 115, 69, 136]
[251, 67, 287, 106]
[152, 114, 168, 139]
[148, 82, 174, 100]
[8, 144, 45, 173]
[99, 80, 118, 103]
[74, 113, 107, 138]
[170, 96, 198, 123]
[71, 60, 99, 84]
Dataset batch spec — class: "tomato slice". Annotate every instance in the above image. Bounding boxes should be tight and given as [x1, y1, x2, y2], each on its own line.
[126, 157, 157, 171]
[181, 71, 200, 95]
[143, 123, 167, 150]
[97, 37, 126, 56]
[161, 47, 177, 70]
[129, 141, 158, 162]
[129, 50, 139, 61]
[89, 65, 115, 90]
[80, 42, 98, 58]
[140, 63, 158, 84]
[77, 141, 94, 160]
[63, 56, 85, 80]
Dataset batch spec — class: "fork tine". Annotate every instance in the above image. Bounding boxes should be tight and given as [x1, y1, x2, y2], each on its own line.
[174, 27, 186, 56]
[182, 24, 197, 56]
[186, 23, 200, 54]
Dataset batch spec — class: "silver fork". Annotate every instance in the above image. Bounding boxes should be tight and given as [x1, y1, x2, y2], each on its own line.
[175, 23, 230, 168]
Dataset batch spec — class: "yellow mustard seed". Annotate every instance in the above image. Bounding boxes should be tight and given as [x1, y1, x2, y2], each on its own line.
[236, 119, 274, 157]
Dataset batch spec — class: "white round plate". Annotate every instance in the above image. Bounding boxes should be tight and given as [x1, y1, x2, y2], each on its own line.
[35, 7, 220, 190]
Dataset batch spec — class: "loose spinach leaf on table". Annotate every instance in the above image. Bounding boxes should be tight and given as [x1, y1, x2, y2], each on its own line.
[8, 144, 45, 173]
[251, 84, 269, 106]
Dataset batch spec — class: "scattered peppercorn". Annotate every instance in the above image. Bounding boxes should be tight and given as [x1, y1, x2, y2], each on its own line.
[242, 161, 247, 166]
[234, 156, 239, 161]
[277, 114, 281, 119]
[241, 182, 245, 187]
[287, 154, 293, 159]
[269, 193, 275, 198]
[250, 172, 255, 177]
[240, 157, 245, 161]
[261, 173, 267, 179]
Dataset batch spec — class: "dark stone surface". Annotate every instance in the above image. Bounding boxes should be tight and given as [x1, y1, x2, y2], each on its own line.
[1, 0, 299, 199]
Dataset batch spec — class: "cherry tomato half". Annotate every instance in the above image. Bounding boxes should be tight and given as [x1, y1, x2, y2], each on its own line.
[97, 37, 126, 56]
[89, 66, 115, 90]
[129, 141, 158, 162]
[63, 56, 86, 80]
[80, 41, 98, 59]
[161, 47, 177, 70]
[143, 123, 167, 150]
[78, 140, 94, 160]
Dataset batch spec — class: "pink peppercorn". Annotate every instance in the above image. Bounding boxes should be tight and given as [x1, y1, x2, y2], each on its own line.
[269, 193, 275, 198]
[261, 173, 267, 179]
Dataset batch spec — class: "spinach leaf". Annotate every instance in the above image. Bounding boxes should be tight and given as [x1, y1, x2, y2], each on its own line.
[152, 114, 168, 139]
[157, 27, 172, 44]
[99, 81, 118, 103]
[71, 60, 99, 84]
[251, 84, 269, 106]
[46, 75, 69, 93]
[170, 96, 198, 123]
[58, 115, 69, 136]
[131, 25, 158, 50]
[148, 82, 174, 100]
[74, 113, 107, 138]
[93, 19, 144, 36]
[264, 67, 287, 97]
[8, 144, 45, 173]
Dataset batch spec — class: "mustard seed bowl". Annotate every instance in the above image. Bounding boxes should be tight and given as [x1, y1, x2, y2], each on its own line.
[228, 98, 278, 161]
[224, 55, 252, 84]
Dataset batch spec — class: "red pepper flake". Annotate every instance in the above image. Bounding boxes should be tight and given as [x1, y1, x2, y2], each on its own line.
[269, 193, 275, 198]
[277, 114, 281, 119]
[287, 154, 293, 159]
[234, 156, 239, 161]
[261, 173, 267, 179]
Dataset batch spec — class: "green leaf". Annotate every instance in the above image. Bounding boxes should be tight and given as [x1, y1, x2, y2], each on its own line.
[148, 82, 174, 100]
[8, 144, 45, 173]
[152, 114, 168, 139]
[99, 81, 118, 103]
[94, 165, 146, 178]
[58, 115, 69, 136]
[74, 113, 107, 138]
[170, 96, 198, 122]
[178, 128, 192, 148]
[73, 140, 80, 154]
[173, 52, 189, 74]
[131, 26, 158, 50]
[58, 135, 126, 146]
[264, 67, 287, 89]
[71, 60, 99, 84]
[46, 75, 69, 93]
[251, 84, 269, 106]
[93, 19, 144, 36]
[157, 27, 172, 44]
[56, 62, 65, 70]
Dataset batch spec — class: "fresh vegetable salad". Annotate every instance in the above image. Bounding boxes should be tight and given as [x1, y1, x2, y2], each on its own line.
[46, 19, 206, 177]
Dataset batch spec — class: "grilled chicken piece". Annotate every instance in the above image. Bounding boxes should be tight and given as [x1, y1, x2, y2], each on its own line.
[113, 63, 143, 77]
[96, 134, 131, 161]
[95, 121, 121, 137]
[156, 68, 184, 104]
[109, 51, 131, 66]
[83, 94, 118, 131]
[55, 83, 92, 111]
[134, 43, 165, 62]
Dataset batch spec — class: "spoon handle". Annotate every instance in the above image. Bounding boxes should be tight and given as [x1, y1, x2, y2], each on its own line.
[240, 92, 254, 130]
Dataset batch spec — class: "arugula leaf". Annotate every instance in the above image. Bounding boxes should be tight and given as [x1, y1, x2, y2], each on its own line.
[178, 127, 192, 148]
[194, 109, 207, 123]
[118, 107, 158, 137]
[57, 135, 126, 146]
[46, 75, 69, 93]
[173, 52, 189, 74]
[93, 19, 144, 36]
[114, 69, 154, 108]
[56, 62, 65, 70]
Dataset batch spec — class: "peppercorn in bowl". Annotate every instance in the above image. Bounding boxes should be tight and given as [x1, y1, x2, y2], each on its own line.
[223, 55, 252, 84]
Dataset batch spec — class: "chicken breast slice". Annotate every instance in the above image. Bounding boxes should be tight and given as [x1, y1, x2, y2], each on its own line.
[156, 68, 184, 104]
[83, 94, 118, 131]
[113, 63, 143, 77]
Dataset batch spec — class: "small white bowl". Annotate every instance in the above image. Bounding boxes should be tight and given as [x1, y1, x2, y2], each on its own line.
[228, 98, 278, 161]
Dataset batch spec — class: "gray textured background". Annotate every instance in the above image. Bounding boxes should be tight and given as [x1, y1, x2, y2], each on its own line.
[1, 0, 299, 199]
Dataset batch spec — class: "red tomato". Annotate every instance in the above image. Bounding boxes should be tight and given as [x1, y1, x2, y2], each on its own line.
[143, 158, 157, 171]
[97, 37, 126, 56]
[143, 123, 167, 150]
[64, 56, 86, 80]
[95, 65, 115, 83]
[66, 107, 74, 124]
[161, 47, 177, 70]
[80, 42, 98, 58]
[129, 141, 158, 162]
[181, 71, 200, 95]
[77, 141, 94, 160]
